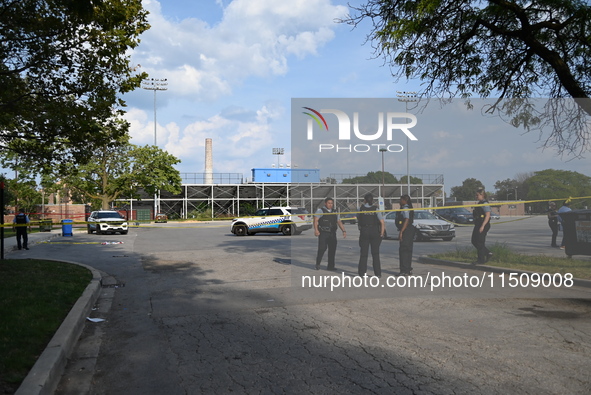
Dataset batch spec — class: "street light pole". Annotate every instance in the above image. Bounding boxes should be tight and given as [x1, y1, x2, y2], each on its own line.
[141, 78, 168, 217]
[397, 91, 418, 196]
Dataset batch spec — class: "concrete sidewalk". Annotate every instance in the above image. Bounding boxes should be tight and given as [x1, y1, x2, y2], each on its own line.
[3, 228, 60, 256]
[2, 224, 94, 256]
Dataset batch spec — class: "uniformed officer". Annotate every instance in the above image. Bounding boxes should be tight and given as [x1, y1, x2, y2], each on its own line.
[396, 194, 415, 275]
[472, 188, 492, 264]
[547, 202, 559, 247]
[357, 193, 385, 277]
[314, 197, 346, 271]
[13, 208, 30, 250]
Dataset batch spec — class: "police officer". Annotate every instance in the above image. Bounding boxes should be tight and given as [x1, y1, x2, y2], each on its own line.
[357, 193, 384, 277]
[472, 188, 492, 264]
[396, 194, 415, 276]
[557, 200, 572, 249]
[547, 202, 559, 247]
[314, 197, 346, 271]
[13, 208, 30, 250]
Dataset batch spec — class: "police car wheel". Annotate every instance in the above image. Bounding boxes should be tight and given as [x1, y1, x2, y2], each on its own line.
[281, 224, 293, 236]
[233, 224, 247, 236]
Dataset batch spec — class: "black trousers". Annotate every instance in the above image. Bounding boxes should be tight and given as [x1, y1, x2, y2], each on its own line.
[549, 221, 558, 247]
[316, 231, 337, 269]
[16, 228, 28, 249]
[471, 223, 491, 263]
[358, 226, 382, 276]
[399, 226, 415, 273]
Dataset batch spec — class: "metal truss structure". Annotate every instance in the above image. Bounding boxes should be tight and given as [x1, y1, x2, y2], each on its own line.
[125, 176, 444, 219]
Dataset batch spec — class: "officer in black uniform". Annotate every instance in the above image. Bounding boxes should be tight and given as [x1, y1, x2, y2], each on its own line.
[13, 208, 30, 250]
[396, 194, 415, 275]
[472, 188, 492, 264]
[357, 193, 385, 277]
[547, 201, 559, 247]
[314, 197, 346, 270]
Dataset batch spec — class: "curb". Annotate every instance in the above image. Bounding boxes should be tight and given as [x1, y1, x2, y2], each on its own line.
[418, 256, 591, 289]
[15, 262, 103, 395]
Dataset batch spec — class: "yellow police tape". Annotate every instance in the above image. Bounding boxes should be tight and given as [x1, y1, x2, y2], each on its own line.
[39, 241, 124, 245]
[2, 195, 588, 230]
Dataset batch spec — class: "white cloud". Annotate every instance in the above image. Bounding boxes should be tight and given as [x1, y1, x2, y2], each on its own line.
[125, 107, 180, 147]
[133, 0, 347, 101]
[126, 102, 284, 173]
[489, 149, 514, 167]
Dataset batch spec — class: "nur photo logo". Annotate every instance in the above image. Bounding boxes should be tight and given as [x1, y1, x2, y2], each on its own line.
[302, 106, 418, 153]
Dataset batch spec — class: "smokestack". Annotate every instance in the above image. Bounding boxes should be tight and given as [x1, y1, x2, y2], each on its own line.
[205, 138, 213, 184]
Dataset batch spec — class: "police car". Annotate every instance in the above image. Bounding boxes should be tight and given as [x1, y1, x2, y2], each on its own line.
[87, 210, 129, 235]
[384, 210, 455, 241]
[231, 206, 313, 236]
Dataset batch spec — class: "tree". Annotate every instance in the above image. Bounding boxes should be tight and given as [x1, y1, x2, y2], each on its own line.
[0, 152, 45, 212]
[346, 0, 591, 156]
[494, 178, 519, 200]
[0, 0, 149, 167]
[493, 173, 533, 200]
[400, 175, 423, 185]
[450, 178, 485, 201]
[342, 171, 399, 184]
[56, 136, 182, 210]
[3, 179, 42, 214]
[525, 169, 591, 211]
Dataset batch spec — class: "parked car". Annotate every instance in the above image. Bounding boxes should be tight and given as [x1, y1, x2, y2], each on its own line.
[87, 210, 128, 235]
[155, 213, 168, 223]
[384, 210, 455, 241]
[231, 206, 313, 236]
[491, 211, 501, 220]
[340, 213, 357, 225]
[435, 207, 474, 224]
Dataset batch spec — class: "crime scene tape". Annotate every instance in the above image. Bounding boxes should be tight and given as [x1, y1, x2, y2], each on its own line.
[39, 241, 124, 245]
[2, 195, 588, 230]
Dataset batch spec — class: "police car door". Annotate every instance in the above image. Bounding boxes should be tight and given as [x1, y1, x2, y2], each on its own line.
[265, 208, 285, 231]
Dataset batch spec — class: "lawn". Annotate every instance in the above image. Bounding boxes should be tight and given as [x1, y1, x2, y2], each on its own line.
[0, 259, 91, 394]
[430, 243, 591, 280]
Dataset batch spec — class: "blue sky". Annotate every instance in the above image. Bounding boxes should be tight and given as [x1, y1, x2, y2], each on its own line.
[122, 0, 590, 196]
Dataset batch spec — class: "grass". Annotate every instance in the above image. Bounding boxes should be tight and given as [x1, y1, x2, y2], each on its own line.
[430, 242, 591, 280]
[0, 259, 91, 393]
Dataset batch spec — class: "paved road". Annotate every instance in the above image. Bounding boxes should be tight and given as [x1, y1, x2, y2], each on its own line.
[21, 216, 591, 394]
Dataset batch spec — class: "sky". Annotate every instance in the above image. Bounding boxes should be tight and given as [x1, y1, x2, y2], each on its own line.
[122, 0, 590, 196]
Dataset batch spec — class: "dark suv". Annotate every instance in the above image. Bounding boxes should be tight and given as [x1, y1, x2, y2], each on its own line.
[436, 207, 474, 224]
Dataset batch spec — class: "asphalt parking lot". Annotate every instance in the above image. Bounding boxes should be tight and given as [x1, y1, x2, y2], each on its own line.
[18, 215, 591, 394]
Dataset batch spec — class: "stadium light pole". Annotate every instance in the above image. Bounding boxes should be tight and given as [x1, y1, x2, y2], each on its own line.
[141, 78, 168, 146]
[397, 91, 418, 196]
[380, 147, 387, 187]
[272, 148, 284, 168]
[142, 78, 168, 216]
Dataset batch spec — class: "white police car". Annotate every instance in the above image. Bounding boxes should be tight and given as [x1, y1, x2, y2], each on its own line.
[231, 206, 312, 236]
[87, 210, 128, 235]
